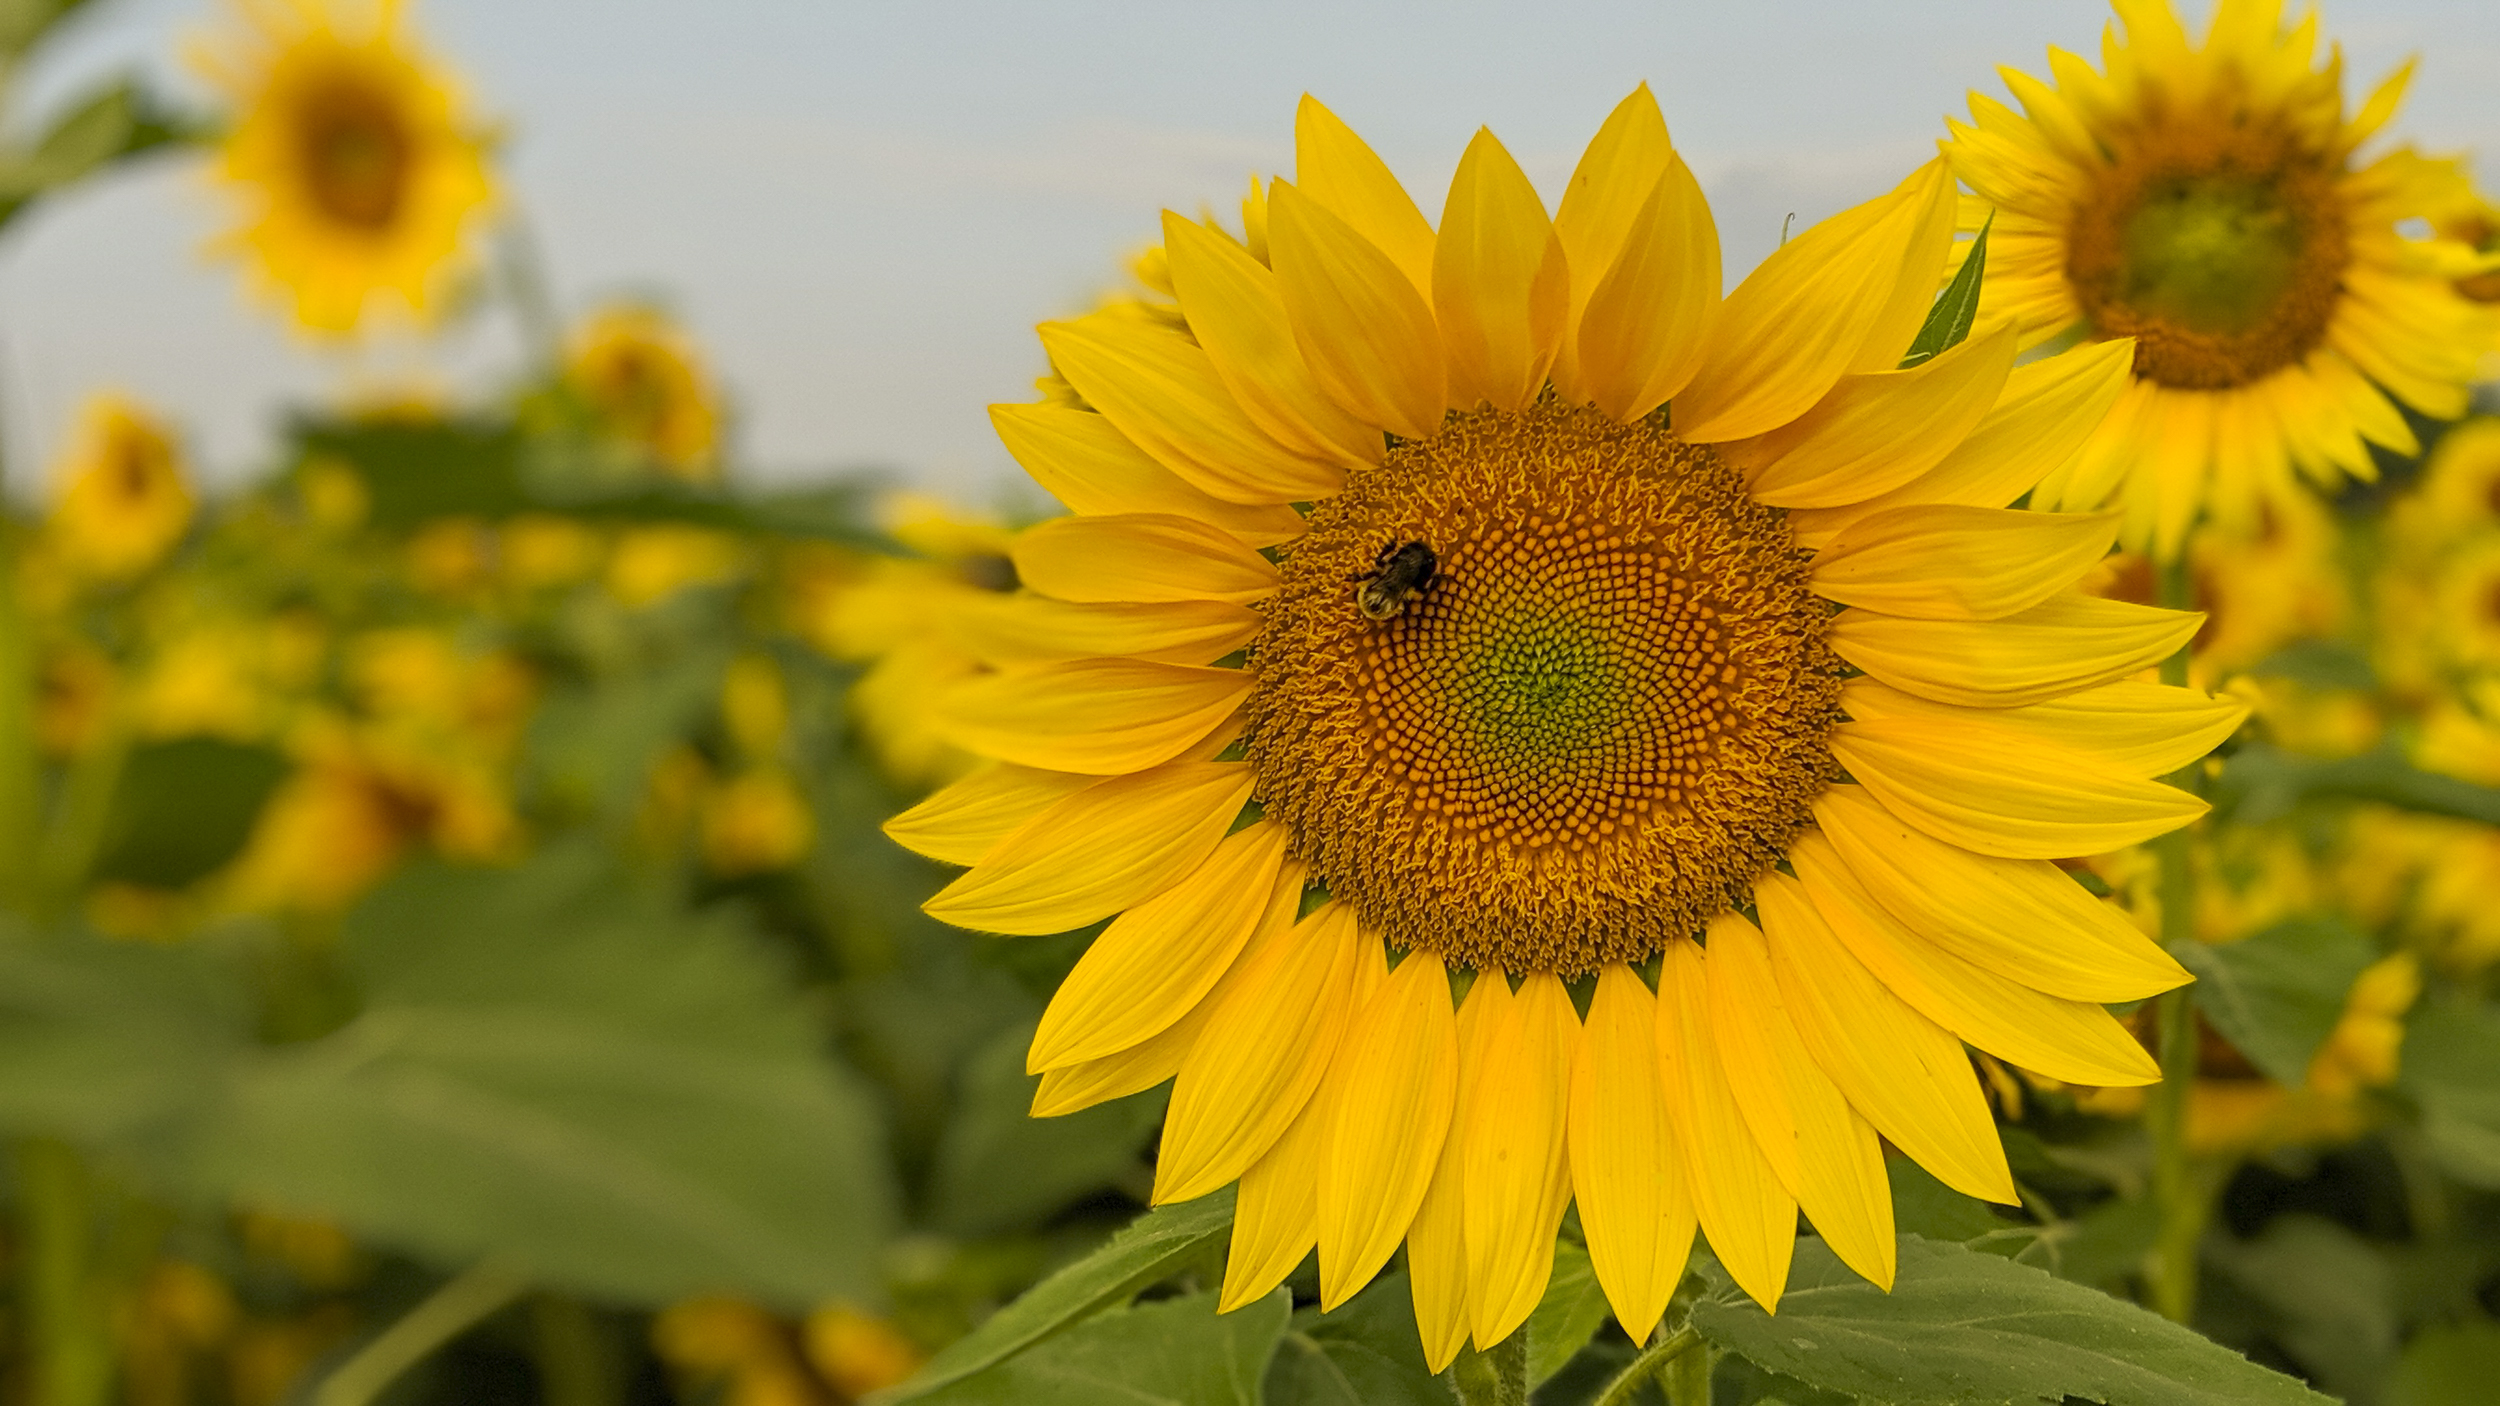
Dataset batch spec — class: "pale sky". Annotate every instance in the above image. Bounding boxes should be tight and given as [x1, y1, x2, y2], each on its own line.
[3, 0, 2496, 504]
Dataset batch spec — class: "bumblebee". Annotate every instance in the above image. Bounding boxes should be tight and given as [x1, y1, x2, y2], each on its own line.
[1354, 540, 1438, 621]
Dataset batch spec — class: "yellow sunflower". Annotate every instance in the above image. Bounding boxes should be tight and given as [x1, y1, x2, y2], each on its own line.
[198, 0, 495, 336]
[1945, 0, 2500, 558]
[565, 305, 723, 481]
[47, 393, 195, 582]
[886, 88, 2236, 1363]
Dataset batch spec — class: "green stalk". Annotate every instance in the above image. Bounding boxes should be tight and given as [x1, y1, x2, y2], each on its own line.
[311, 1260, 531, 1406]
[2145, 552, 2208, 1323]
[0, 522, 41, 917]
[529, 1295, 623, 1406]
[17, 1139, 114, 1406]
[1446, 1328, 1528, 1405]
[1592, 1324, 1703, 1406]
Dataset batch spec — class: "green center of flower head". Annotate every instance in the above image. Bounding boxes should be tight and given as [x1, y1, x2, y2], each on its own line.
[1245, 400, 1842, 978]
[2066, 124, 2350, 391]
[2116, 174, 2305, 337]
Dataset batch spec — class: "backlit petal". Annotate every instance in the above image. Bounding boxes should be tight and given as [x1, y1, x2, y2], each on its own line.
[941, 658, 1250, 774]
[1269, 179, 1448, 440]
[1162, 211, 1384, 469]
[989, 402, 1306, 546]
[924, 760, 1252, 934]
[1434, 128, 1570, 413]
[1811, 504, 2120, 620]
[1840, 678, 2246, 779]
[1461, 972, 1578, 1347]
[882, 763, 1099, 866]
[1012, 511, 1282, 606]
[1566, 964, 1696, 1343]
[1658, 938, 1797, 1311]
[1730, 323, 2016, 509]
[1577, 155, 1720, 421]
[1295, 95, 1436, 295]
[1828, 593, 2203, 708]
[1318, 950, 1460, 1308]
[1831, 717, 2207, 859]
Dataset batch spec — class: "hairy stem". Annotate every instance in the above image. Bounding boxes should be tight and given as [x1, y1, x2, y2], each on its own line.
[1446, 1328, 1528, 1405]
[1593, 1324, 1703, 1406]
[2146, 551, 2208, 1323]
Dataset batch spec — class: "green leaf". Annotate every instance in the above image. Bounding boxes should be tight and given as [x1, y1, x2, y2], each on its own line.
[87, 738, 289, 889]
[1887, 1156, 2009, 1245]
[874, 1190, 1238, 1403]
[1690, 1235, 2334, 1406]
[2397, 996, 2500, 1189]
[0, 931, 251, 1146]
[1267, 1272, 1446, 1406]
[2203, 1215, 2396, 1401]
[178, 846, 897, 1309]
[1526, 1238, 1610, 1387]
[2387, 1321, 2500, 1406]
[295, 417, 531, 527]
[2213, 743, 2500, 827]
[925, 1019, 1164, 1237]
[911, 1289, 1287, 1406]
[1898, 217, 1990, 369]
[2045, 1196, 2159, 1290]
[2247, 640, 2376, 693]
[2172, 917, 2376, 1087]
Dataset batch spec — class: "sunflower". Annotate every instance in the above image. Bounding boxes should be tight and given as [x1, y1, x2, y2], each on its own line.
[198, 0, 495, 336]
[565, 305, 723, 481]
[1945, 0, 2500, 558]
[47, 393, 195, 582]
[888, 89, 2232, 1365]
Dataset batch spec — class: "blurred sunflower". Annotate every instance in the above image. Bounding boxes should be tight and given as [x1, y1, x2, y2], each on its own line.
[197, 0, 495, 335]
[795, 496, 1021, 789]
[47, 393, 194, 582]
[565, 305, 723, 481]
[888, 88, 2234, 1363]
[1945, 0, 2498, 557]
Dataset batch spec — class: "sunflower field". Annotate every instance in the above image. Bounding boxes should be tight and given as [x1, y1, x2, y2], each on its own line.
[2, 0, 2499, 1403]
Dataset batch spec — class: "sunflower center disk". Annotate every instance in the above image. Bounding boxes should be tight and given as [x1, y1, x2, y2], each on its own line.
[2066, 123, 2348, 390]
[1246, 401, 1841, 977]
[298, 80, 414, 230]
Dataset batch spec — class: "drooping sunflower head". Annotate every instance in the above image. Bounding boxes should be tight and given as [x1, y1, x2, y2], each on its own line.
[892, 88, 2233, 1365]
[199, 0, 496, 336]
[48, 393, 195, 582]
[1947, 0, 2500, 556]
[565, 306, 724, 481]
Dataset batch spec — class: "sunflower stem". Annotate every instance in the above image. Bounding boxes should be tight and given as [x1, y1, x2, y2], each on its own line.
[1446, 1328, 1528, 1406]
[2146, 550, 2207, 1324]
[1591, 1323, 1702, 1406]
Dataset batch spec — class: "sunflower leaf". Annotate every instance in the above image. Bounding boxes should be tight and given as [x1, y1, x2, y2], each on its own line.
[2210, 742, 2500, 827]
[2396, 996, 2500, 1190]
[1266, 1271, 1446, 1406]
[1899, 216, 1991, 369]
[2170, 916, 2376, 1087]
[907, 1289, 1286, 1406]
[1525, 1239, 1611, 1387]
[1690, 1235, 2334, 1405]
[872, 1190, 1238, 1403]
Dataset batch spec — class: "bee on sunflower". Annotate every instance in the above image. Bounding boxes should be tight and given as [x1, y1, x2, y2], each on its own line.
[196, 0, 496, 336]
[886, 87, 2240, 1365]
[1945, 0, 2500, 557]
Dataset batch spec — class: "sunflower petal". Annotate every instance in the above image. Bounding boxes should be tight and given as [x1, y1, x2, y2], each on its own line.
[1013, 511, 1281, 606]
[1552, 84, 1679, 404]
[1566, 964, 1696, 1343]
[1658, 938, 1797, 1311]
[1812, 504, 2118, 620]
[989, 402, 1306, 546]
[925, 760, 1253, 934]
[883, 763, 1100, 866]
[1813, 785, 2187, 1002]
[940, 658, 1250, 774]
[1828, 593, 2202, 708]
[1041, 313, 1342, 505]
[1831, 717, 2207, 859]
[1319, 949, 1460, 1308]
[1156, 903, 1369, 1203]
[1461, 971, 1578, 1347]
[1030, 857, 1309, 1117]
[1223, 1089, 1327, 1311]
[1162, 212, 1383, 470]
[1295, 95, 1436, 295]
[1732, 322, 2017, 509]
[1790, 832, 2162, 1087]
[1757, 871, 2017, 1205]
[1269, 179, 1448, 440]
[948, 594, 1260, 667]
[1030, 819, 1289, 1070]
[1434, 128, 1570, 414]
[1840, 678, 2246, 779]
[1674, 159, 1956, 443]
[1706, 912, 1896, 1290]
[1577, 155, 1720, 422]
[1408, 974, 1500, 1373]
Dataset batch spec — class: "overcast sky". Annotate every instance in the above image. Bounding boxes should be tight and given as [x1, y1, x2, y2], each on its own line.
[4, 0, 2496, 503]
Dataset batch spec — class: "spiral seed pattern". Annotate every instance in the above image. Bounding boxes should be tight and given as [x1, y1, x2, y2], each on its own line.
[1247, 400, 1842, 976]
